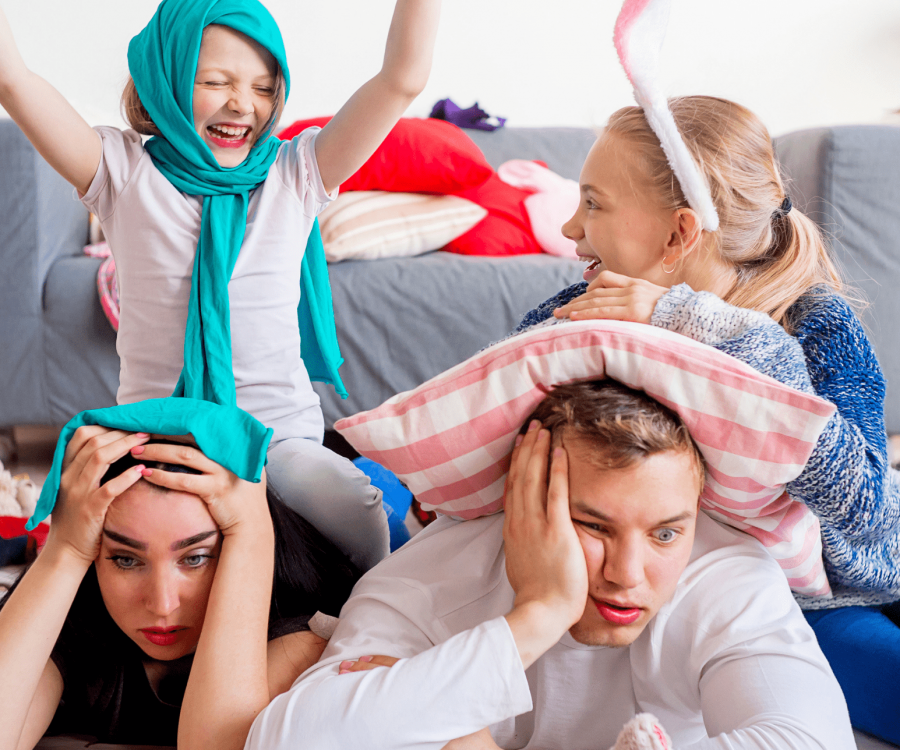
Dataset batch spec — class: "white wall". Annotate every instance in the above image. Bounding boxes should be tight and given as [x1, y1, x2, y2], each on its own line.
[3, 0, 900, 137]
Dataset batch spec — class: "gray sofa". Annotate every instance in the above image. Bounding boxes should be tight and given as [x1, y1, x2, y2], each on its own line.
[1, 119, 899, 445]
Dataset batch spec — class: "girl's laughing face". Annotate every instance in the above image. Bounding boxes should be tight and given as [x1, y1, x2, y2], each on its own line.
[192, 24, 278, 168]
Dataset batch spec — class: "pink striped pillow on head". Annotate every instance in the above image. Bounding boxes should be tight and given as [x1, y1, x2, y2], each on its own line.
[336, 321, 836, 597]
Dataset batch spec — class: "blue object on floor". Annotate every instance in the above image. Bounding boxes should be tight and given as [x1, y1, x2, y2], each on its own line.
[805, 606, 900, 745]
[354, 457, 413, 552]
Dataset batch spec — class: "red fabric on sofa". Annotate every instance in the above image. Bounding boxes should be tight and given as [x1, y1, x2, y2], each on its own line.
[276, 117, 541, 256]
[277, 117, 493, 194]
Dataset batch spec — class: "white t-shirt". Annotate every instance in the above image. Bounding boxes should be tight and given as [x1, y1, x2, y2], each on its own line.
[82, 127, 334, 443]
[246, 513, 855, 750]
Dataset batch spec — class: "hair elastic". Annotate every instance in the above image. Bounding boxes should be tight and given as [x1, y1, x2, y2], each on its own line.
[777, 195, 792, 217]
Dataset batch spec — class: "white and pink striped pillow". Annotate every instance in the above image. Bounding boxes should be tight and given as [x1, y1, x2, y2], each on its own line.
[336, 321, 836, 596]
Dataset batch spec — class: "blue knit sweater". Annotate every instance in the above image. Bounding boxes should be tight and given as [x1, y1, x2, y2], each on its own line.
[517, 282, 900, 609]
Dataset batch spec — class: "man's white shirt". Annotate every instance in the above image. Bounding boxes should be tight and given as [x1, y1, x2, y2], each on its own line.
[246, 513, 854, 750]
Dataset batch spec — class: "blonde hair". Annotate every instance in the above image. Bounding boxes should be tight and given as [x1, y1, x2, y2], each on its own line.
[120, 61, 287, 143]
[606, 96, 845, 329]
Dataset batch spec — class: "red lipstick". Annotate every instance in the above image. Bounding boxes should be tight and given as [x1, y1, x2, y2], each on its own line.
[140, 626, 186, 646]
[594, 600, 642, 625]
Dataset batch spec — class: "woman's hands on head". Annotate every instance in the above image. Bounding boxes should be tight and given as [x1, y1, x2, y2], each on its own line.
[49, 426, 151, 567]
[554, 271, 669, 325]
[133, 442, 270, 538]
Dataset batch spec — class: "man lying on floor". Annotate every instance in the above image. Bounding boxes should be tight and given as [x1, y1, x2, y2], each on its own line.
[245, 381, 854, 750]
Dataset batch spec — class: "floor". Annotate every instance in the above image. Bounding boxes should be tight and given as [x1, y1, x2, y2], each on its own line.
[4, 426, 899, 749]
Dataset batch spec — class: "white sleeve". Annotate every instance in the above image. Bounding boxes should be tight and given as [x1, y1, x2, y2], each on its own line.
[245, 564, 532, 750]
[683, 650, 855, 749]
[272, 127, 337, 218]
[80, 126, 145, 222]
[246, 619, 530, 750]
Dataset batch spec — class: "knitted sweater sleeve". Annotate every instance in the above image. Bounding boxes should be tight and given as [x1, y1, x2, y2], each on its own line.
[651, 285, 900, 593]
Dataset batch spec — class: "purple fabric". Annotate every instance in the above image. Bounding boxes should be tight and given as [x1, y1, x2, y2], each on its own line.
[430, 98, 506, 131]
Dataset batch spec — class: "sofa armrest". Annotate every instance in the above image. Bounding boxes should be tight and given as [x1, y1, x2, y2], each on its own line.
[0, 118, 91, 426]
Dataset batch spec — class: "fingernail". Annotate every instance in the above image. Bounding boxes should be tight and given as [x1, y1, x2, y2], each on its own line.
[140, 468, 153, 477]
[133, 464, 146, 473]
[339, 669, 349, 675]
[131, 445, 145, 455]
[339, 661, 352, 670]
[528, 420, 540, 432]
[514, 435, 524, 447]
[135, 433, 149, 438]
[359, 655, 373, 662]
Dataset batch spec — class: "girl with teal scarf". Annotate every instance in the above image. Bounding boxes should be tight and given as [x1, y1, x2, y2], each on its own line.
[0, 0, 442, 573]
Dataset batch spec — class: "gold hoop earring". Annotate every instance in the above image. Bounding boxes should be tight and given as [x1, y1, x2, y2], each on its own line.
[661, 256, 678, 274]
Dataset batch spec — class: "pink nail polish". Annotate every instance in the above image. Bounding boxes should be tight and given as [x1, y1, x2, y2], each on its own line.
[514, 435, 524, 447]
[131, 445, 145, 455]
[528, 420, 540, 432]
[339, 660, 352, 670]
[133, 464, 146, 473]
[359, 655, 373, 662]
[141, 468, 153, 477]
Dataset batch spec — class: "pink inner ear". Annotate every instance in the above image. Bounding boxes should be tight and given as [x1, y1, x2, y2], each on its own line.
[613, 0, 653, 83]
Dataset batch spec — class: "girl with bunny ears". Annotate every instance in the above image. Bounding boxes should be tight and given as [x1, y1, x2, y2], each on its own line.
[514, 0, 900, 743]
[0, 0, 441, 574]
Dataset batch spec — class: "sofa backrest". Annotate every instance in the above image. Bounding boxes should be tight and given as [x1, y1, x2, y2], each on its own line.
[776, 125, 900, 433]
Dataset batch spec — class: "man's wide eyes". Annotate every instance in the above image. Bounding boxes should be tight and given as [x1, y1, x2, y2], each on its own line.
[654, 528, 678, 543]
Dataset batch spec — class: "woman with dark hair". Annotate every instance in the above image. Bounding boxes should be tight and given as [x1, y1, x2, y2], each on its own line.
[0, 425, 360, 750]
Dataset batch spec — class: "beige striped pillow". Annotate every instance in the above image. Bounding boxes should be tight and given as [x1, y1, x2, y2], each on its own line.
[318, 191, 488, 262]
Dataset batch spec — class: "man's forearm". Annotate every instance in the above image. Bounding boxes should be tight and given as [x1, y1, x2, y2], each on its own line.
[245, 618, 531, 750]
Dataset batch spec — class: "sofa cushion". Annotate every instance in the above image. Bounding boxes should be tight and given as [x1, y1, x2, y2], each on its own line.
[775, 125, 900, 433]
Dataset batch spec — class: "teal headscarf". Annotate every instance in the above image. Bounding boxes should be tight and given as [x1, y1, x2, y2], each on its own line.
[128, 0, 346, 405]
[26, 398, 273, 530]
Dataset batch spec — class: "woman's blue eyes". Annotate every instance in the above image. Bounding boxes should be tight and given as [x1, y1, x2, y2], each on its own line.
[106, 553, 213, 570]
[107, 554, 140, 570]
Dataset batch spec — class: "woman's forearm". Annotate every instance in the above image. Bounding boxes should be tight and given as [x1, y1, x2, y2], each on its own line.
[0, 545, 88, 750]
[177, 526, 275, 750]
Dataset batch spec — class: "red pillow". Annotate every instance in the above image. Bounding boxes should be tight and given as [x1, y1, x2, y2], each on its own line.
[443, 173, 542, 256]
[277, 117, 493, 194]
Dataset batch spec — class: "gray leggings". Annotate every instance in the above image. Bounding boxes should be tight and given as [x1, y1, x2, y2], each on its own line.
[266, 437, 390, 572]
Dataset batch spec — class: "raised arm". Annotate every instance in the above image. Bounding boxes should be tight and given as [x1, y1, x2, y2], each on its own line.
[313, 0, 441, 194]
[0, 427, 150, 750]
[0, 5, 101, 195]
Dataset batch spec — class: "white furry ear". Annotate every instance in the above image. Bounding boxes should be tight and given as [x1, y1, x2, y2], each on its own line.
[608, 713, 674, 750]
[614, 0, 719, 232]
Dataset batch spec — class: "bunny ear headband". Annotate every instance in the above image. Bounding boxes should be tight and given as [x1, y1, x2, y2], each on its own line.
[614, 0, 719, 231]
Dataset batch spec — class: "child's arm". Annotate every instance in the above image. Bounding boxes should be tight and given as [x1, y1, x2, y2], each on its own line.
[313, 0, 441, 195]
[0, 5, 101, 195]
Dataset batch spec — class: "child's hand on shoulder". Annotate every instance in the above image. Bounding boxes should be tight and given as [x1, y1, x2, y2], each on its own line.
[553, 270, 669, 325]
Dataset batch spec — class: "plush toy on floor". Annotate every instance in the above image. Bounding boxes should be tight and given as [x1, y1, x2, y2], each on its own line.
[610, 714, 673, 750]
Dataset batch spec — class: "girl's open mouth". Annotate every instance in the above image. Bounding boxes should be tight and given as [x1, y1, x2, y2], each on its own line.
[206, 124, 251, 149]
[581, 256, 602, 283]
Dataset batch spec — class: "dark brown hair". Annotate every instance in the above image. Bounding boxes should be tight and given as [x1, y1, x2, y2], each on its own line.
[524, 380, 704, 487]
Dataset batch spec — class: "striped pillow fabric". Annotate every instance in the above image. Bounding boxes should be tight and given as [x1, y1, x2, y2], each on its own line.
[336, 320, 837, 597]
[319, 191, 487, 262]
